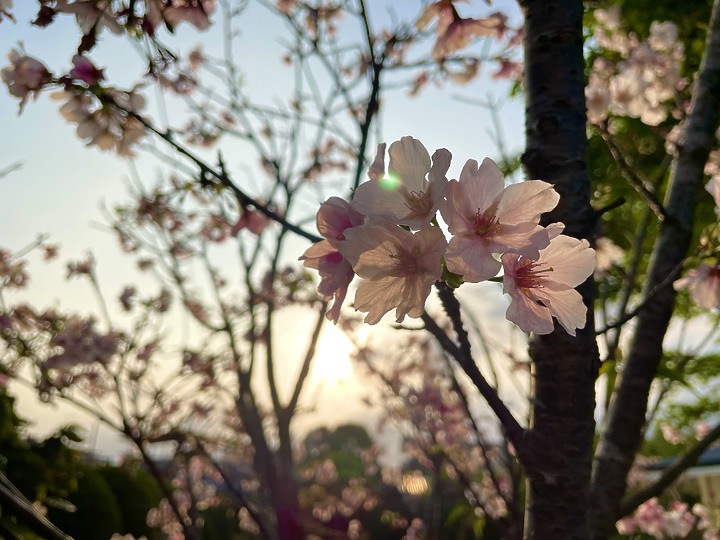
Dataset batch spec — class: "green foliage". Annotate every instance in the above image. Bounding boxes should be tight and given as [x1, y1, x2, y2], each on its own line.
[97, 464, 163, 540]
[47, 467, 124, 540]
[200, 506, 253, 540]
[0, 390, 83, 537]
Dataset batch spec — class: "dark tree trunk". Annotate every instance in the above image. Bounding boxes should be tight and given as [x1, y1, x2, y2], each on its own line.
[590, 1, 720, 537]
[519, 1, 599, 538]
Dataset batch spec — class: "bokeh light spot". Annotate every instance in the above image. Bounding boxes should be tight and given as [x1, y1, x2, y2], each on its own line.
[379, 173, 401, 192]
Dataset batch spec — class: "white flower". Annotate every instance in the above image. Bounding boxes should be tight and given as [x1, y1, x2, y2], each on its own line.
[340, 223, 447, 324]
[440, 157, 559, 282]
[501, 228, 595, 336]
[351, 136, 450, 230]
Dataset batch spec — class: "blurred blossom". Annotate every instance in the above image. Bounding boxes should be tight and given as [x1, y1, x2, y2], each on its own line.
[0, 0, 14, 22]
[674, 263, 720, 310]
[55, 0, 122, 35]
[660, 422, 683, 445]
[314, 459, 338, 485]
[706, 176, 720, 211]
[66, 257, 93, 278]
[69, 54, 104, 85]
[119, 286, 136, 311]
[2, 48, 51, 111]
[0, 249, 29, 288]
[594, 237, 624, 276]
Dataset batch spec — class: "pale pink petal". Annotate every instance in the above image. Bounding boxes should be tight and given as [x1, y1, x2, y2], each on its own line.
[459, 158, 505, 214]
[316, 196, 364, 245]
[535, 287, 587, 337]
[368, 143, 386, 181]
[491, 222, 549, 259]
[546, 222, 565, 239]
[541, 236, 596, 288]
[300, 239, 335, 265]
[497, 180, 559, 224]
[354, 276, 406, 324]
[429, 148, 452, 185]
[505, 292, 554, 335]
[387, 136, 432, 193]
[351, 182, 412, 223]
[706, 176, 720, 210]
[340, 224, 407, 279]
[440, 179, 474, 234]
[395, 275, 436, 322]
[445, 235, 500, 282]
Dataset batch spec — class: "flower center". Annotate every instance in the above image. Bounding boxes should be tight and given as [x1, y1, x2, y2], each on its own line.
[404, 189, 433, 219]
[388, 247, 419, 277]
[514, 259, 553, 290]
[472, 208, 500, 237]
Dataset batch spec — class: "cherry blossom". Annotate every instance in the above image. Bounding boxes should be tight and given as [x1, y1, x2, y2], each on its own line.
[43, 316, 120, 370]
[440, 157, 559, 282]
[416, 1, 501, 60]
[300, 197, 364, 323]
[706, 176, 720, 211]
[1, 48, 51, 111]
[230, 209, 270, 236]
[164, 0, 217, 30]
[501, 228, 595, 336]
[432, 16, 499, 59]
[351, 136, 450, 230]
[0, 0, 13, 22]
[339, 223, 447, 324]
[51, 86, 147, 156]
[69, 54, 104, 85]
[54, 0, 122, 35]
[674, 263, 720, 309]
[588, 9, 684, 127]
[594, 236, 624, 276]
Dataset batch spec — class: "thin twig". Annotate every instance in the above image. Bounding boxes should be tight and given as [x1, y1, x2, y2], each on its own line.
[618, 423, 720, 517]
[421, 307, 525, 457]
[597, 126, 670, 223]
[0, 472, 72, 540]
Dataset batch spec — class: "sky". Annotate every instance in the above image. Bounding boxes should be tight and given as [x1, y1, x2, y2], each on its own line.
[0, 0, 529, 460]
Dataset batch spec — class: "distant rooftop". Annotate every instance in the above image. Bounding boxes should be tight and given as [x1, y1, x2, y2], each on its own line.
[645, 446, 720, 476]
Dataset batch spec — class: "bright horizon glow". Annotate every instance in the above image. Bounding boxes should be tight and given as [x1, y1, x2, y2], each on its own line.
[310, 324, 354, 383]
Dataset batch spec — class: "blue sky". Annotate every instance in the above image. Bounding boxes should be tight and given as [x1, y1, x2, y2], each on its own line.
[0, 0, 528, 459]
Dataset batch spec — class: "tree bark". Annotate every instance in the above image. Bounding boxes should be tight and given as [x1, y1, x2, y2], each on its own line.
[590, 1, 720, 537]
[519, 1, 599, 538]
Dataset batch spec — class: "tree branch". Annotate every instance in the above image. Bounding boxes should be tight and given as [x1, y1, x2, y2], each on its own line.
[421, 305, 525, 458]
[286, 303, 327, 415]
[591, 1, 720, 536]
[597, 126, 669, 223]
[618, 423, 720, 517]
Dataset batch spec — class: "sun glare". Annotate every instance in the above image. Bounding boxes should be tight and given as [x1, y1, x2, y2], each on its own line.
[311, 325, 354, 383]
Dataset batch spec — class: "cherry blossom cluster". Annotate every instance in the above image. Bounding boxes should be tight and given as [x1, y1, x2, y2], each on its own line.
[301, 136, 596, 336]
[616, 498, 719, 540]
[586, 7, 685, 126]
[2, 49, 147, 155]
[2, 1, 217, 156]
[29, 0, 215, 38]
